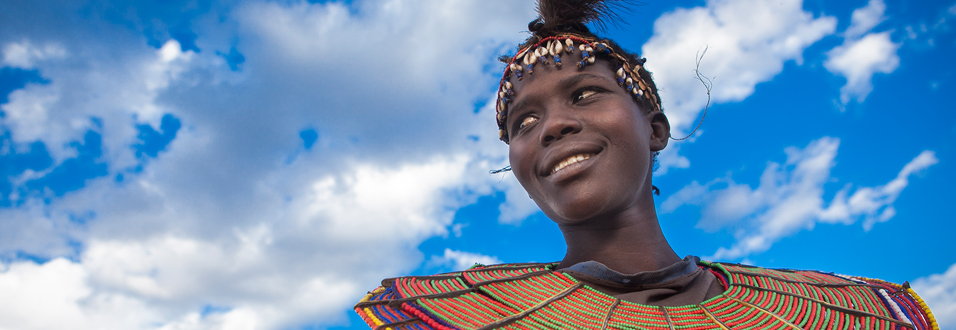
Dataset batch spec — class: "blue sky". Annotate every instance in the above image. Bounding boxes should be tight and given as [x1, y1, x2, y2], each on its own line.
[0, 0, 954, 329]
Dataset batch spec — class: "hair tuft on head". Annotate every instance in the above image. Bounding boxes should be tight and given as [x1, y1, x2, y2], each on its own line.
[534, 0, 632, 34]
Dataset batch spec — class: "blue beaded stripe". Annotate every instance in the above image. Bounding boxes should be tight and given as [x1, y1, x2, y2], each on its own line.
[374, 303, 407, 324]
[891, 294, 921, 329]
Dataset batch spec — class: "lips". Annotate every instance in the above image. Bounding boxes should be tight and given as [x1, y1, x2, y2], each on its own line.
[541, 145, 603, 177]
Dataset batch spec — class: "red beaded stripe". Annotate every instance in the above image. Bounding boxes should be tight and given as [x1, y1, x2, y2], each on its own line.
[416, 292, 518, 328]
[609, 300, 672, 329]
[401, 303, 455, 330]
[396, 277, 470, 298]
[463, 265, 553, 285]
[477, 272, 577, 311]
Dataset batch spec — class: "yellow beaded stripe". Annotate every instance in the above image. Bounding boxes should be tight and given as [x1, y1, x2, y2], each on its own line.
[908, 287, 941, 330]
[355, 287, 389, 329]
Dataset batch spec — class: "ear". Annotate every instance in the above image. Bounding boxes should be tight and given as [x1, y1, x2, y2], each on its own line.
[647, 111, 670, 152]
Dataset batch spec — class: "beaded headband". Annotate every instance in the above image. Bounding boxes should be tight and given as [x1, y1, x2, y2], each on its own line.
[495, 34, 661, 144]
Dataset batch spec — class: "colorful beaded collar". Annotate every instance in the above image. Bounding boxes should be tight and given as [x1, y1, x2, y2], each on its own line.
[495, 34, 661, 144]
[355, 260, 938, 330]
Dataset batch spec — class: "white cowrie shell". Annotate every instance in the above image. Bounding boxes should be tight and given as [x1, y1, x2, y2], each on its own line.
[588, 56, 595, 64]
[579, 44, 586, 51]
[505, 81, 513, 89]
[555, 41, 563, 54]
[617, 68, 625, 77]
[517, 47, 529, 59]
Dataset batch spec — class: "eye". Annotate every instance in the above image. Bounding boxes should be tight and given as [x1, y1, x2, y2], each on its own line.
[572, 87, 603, 104]
[576, 90, 598, 102]
[519, 116, 537, 129]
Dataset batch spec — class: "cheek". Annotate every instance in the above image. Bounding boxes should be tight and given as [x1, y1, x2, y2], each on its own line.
[508, 146, 530, 179]
[509, 144, 539, 193]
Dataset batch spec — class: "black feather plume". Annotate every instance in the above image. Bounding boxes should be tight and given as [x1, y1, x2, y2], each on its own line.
[533, 0, 633, 34]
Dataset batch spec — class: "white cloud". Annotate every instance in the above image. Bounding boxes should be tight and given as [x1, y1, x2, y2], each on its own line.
[1, 38, 194, 163]
[497, 173, 541, 224]
[0, 0, 535, 329]
[822, 150, 938, 230]
[846, 0, 888, 39]
[428, 248, 502, 271]
[654, 143, 691, 176]
[0, 258, 158, 330]
[912, 262, 956, 330]
[661, 137, 937, 260]
[642, 0, 836, 139]
[825, 32, 900, 104]
[0, 153, 489, 329]
[1, 40, 67, 69]
[825, 0, 900, 104]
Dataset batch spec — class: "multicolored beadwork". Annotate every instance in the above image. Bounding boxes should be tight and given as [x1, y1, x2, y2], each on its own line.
[354, 261, 937, 330]
[495, 34, 661, 144]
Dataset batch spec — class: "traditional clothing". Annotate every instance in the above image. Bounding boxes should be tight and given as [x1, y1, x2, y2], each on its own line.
[354, 259, 937, 329]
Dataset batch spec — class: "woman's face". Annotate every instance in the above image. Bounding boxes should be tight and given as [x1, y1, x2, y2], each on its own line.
[506, 60, 668, 226]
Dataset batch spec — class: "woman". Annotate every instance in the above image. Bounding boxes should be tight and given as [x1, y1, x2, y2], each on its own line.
[355, 0, 938, 329]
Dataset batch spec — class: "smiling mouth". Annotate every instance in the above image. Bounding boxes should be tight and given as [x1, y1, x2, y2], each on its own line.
[550, 153, 596, 175]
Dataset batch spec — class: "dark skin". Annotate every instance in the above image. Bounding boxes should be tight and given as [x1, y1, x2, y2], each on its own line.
[506, 58, 681, 274]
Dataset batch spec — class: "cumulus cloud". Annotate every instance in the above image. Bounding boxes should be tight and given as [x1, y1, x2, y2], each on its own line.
[912, 262, 956, 330]
[845, 0, 888, 39]
[0, 0, 535, 328]
[2, 38, 194, 163]
[825, 0, 901, 104]
[428, 248, 502, 271]
[820, 150, 939, 230]
[825, 32, 900, 104]
[642, 0, 836, 137]
[0, 258, 157, 330]
[1, 40, 67, 69]
[661, 137, 937, 260]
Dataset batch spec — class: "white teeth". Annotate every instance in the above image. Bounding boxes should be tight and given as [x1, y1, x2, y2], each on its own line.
[551, 154, 594, 174]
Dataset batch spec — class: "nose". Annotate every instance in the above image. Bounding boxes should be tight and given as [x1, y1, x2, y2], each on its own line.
[540, 109, 582, 146]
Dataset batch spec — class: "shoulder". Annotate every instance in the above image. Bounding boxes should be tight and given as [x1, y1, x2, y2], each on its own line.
[708, 261, 939, 330]
[354, 262, 559, 329]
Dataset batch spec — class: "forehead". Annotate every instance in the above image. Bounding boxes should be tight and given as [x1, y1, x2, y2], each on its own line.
[507, 60, 618, 121]
[511, 60, 616, 94]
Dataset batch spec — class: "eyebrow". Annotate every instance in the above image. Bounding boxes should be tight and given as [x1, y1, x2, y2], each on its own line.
[557, 73, 607, 92]
[507, 73, 609, 120]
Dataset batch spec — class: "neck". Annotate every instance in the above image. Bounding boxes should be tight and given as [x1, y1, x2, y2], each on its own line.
[555, 198, 680, 274]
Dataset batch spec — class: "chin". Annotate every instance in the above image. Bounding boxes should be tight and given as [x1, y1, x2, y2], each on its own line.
[541, 192, 614, 225]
